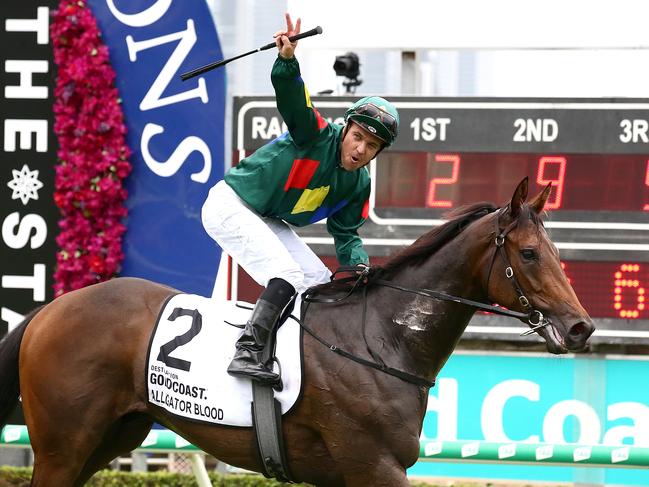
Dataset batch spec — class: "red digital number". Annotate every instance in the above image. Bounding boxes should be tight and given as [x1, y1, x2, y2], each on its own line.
[613, 264, 646, 319]
[536, 156, 566, 210]
[643, 159, 649, 211]
[427, 154, 460, 208]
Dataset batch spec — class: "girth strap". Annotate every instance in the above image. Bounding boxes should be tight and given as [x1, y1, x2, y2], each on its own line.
[251, 382, 295, 483]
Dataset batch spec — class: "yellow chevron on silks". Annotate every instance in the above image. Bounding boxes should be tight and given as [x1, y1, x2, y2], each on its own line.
[304, 85, 312, 108]
[291, 186, 330, 214]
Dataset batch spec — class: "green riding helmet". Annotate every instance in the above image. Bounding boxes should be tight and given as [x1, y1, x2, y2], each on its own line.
[344, 96, 399, 147]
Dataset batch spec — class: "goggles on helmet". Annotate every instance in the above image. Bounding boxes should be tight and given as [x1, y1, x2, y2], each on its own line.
[349, 103, 398, 140]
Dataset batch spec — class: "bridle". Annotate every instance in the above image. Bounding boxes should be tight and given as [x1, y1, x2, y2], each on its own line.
[485, 208, 551, 336]
[300, 207, 552, 388]
[306, 208, 551, 335]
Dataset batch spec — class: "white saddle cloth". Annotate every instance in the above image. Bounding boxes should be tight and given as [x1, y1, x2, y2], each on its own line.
[146, 294, 302, 427]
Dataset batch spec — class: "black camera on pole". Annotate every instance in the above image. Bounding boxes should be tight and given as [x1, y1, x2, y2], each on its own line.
[333, 52, 362, 93]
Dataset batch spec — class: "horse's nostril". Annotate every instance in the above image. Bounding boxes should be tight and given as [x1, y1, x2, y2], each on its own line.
[569, 322, 592, 339]
[568, 323, 586, 337]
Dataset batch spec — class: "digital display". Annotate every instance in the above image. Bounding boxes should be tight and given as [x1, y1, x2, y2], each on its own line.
[376, 152, 649, 212]
[561, 261, 647, 320]
[235, 97, 649, 335]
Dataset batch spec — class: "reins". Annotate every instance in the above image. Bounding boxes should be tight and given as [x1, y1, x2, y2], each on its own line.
[298, 306, 435, 389]
[301, 267, 434, 388]
[300, 207, 551, 389]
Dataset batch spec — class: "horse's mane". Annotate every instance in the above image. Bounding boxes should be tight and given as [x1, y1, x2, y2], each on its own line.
[309, 202, 498, 296]
[372, 202, 498, 279]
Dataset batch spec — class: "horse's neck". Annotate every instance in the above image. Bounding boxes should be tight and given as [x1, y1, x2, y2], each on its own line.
[375, 230, 489, 381]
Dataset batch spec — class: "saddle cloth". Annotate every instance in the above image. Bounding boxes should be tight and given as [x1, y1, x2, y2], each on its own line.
[146, 293, 303, 427]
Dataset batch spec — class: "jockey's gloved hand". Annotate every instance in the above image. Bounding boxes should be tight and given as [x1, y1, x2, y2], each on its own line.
[330, 264, 370, 284]
[355, 263, 370, 283]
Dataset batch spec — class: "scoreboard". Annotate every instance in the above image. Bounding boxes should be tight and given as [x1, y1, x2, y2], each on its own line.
[233, 97, 649, 345]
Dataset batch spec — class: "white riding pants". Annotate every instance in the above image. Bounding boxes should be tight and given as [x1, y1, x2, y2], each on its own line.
[202, 180, 331, 295]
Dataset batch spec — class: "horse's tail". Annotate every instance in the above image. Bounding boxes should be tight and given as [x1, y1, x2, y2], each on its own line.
[0, 306, 44, 429]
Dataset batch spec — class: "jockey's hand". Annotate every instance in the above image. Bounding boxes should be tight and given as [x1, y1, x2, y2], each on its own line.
[274, 13, 301, 59]
[356, 263, 370, 284]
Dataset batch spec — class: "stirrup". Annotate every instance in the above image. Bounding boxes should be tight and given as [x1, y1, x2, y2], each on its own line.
[231, 360, 283, 391]
[228, 359, 283, 389]
[256, 373, 283, 392]
[268, 357, 283, 392]
[251, 359, 283, 391]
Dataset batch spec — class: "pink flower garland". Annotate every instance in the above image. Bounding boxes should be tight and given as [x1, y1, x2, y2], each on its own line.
[51, 0, 132, 296]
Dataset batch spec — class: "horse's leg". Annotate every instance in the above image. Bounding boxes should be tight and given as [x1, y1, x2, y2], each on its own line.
[312, 426, 410, 487]
[73, 413, 153, 486]
[29, 430, 95, 486]
[26, 384, 115, 486]
[313, 407, 412, 487]
[20, 279, 170, 486]
[24, 354, 146, 486]
[341, 468, 410, 487]
[27, 408, 145, 486]
[28, 413, 152, 487]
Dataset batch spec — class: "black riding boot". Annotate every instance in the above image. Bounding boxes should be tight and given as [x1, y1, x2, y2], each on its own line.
[227, 278, 295, 385]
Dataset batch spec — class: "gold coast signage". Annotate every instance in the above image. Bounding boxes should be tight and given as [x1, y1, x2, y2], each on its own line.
[1, 1, 58, 338]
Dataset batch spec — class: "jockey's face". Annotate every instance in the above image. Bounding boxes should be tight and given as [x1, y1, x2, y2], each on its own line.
[339, 122, 383, 171]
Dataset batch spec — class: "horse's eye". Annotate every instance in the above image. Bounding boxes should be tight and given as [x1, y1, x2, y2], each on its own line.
[521, 248, 537, 261]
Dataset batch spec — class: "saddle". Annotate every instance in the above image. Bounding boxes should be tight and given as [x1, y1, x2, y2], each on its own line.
[146, 294, 303, 427]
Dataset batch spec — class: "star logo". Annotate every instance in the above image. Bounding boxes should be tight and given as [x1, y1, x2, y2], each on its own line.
[7, 164, 44, 206]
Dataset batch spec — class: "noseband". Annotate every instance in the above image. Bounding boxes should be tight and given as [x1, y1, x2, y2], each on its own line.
[486, 209, 551, 336]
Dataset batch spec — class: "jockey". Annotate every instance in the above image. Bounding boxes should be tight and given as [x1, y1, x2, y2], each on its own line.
[201, 13, 399, 386]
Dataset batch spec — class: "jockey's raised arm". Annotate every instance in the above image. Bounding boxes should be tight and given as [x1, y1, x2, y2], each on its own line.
[201, 11, 400, 386]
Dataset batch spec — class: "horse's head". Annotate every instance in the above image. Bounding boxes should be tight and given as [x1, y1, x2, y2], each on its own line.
[484, 178, 595, 354]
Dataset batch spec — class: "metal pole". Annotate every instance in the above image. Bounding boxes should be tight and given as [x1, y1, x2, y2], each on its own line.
[131, 452, 148, 472]
[189, 453, 213, 487]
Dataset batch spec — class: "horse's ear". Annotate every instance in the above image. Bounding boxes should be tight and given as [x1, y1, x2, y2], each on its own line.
[529, 183, 552, 214]
[509, 177, 529, 218]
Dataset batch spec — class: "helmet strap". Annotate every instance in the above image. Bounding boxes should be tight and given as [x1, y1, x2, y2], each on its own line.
[338, 123, 350, 167]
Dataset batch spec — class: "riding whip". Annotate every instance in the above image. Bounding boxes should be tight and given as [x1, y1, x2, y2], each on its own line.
[180, 26, 323, 81]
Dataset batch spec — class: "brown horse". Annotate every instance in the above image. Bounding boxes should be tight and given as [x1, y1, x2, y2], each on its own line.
[0, 179, 594, 486]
